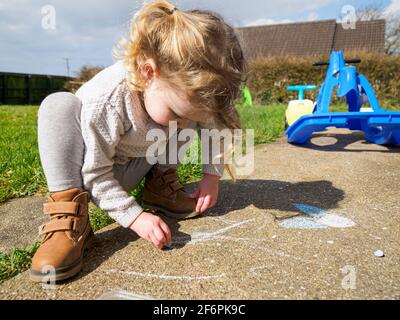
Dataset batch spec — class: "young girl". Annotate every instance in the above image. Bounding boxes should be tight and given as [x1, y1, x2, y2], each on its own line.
[30, 0, 246, 282]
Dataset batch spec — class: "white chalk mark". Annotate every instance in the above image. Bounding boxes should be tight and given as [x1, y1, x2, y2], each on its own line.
[103, 269, 226, 281]
[173, 235, 267, 246]
[315, 213, 355, 228]
[171, 219, 255, 246]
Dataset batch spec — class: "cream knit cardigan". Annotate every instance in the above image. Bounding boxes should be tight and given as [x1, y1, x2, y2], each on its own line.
[75, 61, 224, 227]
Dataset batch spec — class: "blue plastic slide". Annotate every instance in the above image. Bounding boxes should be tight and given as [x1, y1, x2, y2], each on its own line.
[285, 51, 400, 145]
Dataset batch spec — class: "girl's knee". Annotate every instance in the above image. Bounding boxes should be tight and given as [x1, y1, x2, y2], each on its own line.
[39, 92, 82, 116]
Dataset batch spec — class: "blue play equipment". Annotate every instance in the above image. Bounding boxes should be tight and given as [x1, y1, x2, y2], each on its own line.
[285, 51, 400, 145]
[287, 85, 317, 100]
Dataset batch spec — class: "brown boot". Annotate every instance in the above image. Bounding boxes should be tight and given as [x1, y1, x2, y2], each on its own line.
[30, 187, 94, 282]
[142, 167, 199, 219]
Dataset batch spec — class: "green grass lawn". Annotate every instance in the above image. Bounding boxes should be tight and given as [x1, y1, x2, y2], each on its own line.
[0, 242, 40, 284]
[0, 106, 48, 203]
[237, 104, 286, 144]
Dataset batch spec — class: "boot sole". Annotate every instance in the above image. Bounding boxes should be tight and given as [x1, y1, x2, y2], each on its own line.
[142, 201, 201, 220]
[29, 230, 95, 283]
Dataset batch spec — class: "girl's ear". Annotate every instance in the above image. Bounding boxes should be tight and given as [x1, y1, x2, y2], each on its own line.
[139, 58, 159, 81]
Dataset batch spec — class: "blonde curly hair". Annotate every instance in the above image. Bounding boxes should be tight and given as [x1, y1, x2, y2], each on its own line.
[114, 0, 248, 179]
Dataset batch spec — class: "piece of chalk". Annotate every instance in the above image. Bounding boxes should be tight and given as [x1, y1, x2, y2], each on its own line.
[374, 250, 385, 257]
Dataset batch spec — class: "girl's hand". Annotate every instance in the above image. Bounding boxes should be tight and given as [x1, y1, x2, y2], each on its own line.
[129, 212, 172, 249]
[190, 174, 221, 213]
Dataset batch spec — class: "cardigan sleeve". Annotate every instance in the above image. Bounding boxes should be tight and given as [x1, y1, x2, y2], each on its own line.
[80, 102, 144, 228]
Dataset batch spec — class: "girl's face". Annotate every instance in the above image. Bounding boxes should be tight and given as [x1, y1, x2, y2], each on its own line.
[143, 77, 210, 128]
[139, 58, 211, 128]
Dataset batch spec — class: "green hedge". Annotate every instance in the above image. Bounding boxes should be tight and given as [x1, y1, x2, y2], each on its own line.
[247, 52, 400, 108]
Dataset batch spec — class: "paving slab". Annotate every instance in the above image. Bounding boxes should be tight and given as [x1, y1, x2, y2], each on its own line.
[0, 196, 46, 252]
[1, 128, 399, 299]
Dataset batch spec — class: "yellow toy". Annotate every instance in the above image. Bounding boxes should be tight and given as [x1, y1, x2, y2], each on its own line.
[285, 85, 317, 128]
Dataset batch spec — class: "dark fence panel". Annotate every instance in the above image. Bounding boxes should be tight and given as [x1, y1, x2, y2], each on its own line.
[0, 72, 71, 105]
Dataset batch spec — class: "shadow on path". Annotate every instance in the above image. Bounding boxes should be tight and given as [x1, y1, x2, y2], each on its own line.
[296, 130, 400, 153]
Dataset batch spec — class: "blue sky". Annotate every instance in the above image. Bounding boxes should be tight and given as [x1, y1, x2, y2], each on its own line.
[0, 0, 398, 76]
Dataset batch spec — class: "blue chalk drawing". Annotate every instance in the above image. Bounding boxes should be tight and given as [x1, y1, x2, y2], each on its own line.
[279, 217, 328, 229]
[279, 203, 355, 229]
[292, 204, 324, 216]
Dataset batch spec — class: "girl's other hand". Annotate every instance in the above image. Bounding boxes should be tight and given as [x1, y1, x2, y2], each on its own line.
[190, 174, 220, 213]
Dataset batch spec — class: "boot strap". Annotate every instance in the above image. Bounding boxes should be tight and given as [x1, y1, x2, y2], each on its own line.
[39, 218, 77, 235]
[170, 181, 183, 192]
[163, 173, 179, 184]
[43, 202, 80, 215]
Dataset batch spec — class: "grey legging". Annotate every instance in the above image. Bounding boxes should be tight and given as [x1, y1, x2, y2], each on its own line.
[38, 92, 181, 193]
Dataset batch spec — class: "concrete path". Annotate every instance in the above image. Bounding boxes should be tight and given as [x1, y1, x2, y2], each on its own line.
[0, 196, 46, 251]
[1, 128, 399, 299]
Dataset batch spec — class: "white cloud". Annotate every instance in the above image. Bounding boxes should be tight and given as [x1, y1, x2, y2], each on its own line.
[243, 18, 278, 27]
[243, 18, 294, 27]
[306, 12, 319, 21]
[384, 0, 400, 17]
